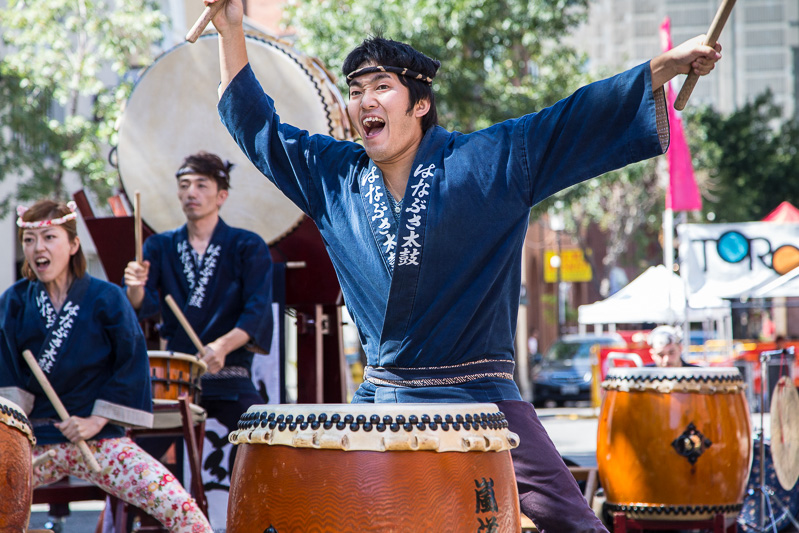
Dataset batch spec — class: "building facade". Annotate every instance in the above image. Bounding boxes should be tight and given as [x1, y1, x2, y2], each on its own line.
[568, 0, 799, 118]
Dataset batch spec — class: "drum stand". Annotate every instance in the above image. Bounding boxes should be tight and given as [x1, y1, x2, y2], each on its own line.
[740, 349, 799, 533]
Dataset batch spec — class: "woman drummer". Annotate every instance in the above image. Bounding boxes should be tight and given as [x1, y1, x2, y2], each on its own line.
[0, 199, 212, 533]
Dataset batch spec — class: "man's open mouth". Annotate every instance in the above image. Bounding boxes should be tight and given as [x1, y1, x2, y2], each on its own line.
[362, 116, 385, 138]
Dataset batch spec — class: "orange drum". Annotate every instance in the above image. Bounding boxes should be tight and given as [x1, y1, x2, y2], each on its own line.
[0, 397, 35, 532]
[148, 351, 206, 403]
[227, 403, 521, 532]
[597, 367, 752, 520]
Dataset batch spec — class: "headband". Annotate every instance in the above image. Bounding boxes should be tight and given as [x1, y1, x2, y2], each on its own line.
[346, 65, 434, 86]
[175, 164, 233, 187]
[16, 201, 78, 229]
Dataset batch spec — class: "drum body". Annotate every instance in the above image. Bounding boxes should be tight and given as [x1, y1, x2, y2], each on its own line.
[597, 367, 752, 520]
[116, 32, 351, 247]
[0, 397, 35, 531]
[227, 404, 521, 532]
[148, 351, 206, 402]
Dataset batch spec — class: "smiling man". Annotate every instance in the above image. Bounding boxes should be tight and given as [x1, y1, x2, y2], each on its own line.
[209, 1, 721, 530]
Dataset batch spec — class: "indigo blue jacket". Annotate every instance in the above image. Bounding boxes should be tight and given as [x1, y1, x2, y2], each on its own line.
[219, 62, 668, 403]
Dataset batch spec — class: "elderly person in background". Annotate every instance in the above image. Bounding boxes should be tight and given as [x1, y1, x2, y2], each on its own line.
[647, 325, 695, 368]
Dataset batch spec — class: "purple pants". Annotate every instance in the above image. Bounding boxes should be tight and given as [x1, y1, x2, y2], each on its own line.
[496, 400, 608, 533]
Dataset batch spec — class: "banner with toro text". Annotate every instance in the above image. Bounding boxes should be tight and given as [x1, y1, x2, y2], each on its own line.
[678, 222, 799, 299]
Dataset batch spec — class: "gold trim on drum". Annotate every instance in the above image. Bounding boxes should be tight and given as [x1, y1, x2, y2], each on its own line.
[604, 502, 743, 521]
[229, 403, 520, 453]
[0, 397, 35, 446]
[602, 367, 745, 394]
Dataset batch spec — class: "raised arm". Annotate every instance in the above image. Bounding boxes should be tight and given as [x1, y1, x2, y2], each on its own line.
[650, 35, 722, 92]
[206, 0, 248, 97]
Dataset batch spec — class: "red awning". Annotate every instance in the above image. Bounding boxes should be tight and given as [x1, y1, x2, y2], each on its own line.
[763, 201, 799, 223]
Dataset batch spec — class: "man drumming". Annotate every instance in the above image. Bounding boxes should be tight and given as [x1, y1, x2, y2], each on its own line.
[124, 151, 274, 527]
[207, 1, 722, 530]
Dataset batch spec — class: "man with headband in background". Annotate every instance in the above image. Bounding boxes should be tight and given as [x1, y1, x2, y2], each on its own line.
[124, 150, 274, 527]
[206, 0, 722, 529]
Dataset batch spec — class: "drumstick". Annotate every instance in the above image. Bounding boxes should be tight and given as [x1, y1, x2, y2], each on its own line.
[134, 190, 142, 264]
[164, 294, 206, 357]
[185, 0, 226, 43]
[32, 449, 57, 468]
[674, 0, 736, 110]
[21, 350, 102, 473]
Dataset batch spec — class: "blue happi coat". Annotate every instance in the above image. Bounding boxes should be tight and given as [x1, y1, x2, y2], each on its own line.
[0, 275, 154, 444]
[135, 218, 273, 398]
[219, 62, 668, 403]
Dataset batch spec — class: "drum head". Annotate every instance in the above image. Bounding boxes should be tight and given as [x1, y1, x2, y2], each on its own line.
[770, 376, 799, 490]
[117, 32, 350, 244]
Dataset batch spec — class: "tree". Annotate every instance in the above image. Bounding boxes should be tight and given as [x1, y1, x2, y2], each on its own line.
[282, 0, 592, 132]
[535, 160, 665, 297]
[0, 0, 165, 206]
[684, 91, 799, 223]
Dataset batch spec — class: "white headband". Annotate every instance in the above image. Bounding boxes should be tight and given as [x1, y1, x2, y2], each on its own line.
[16, 201, 78, 229]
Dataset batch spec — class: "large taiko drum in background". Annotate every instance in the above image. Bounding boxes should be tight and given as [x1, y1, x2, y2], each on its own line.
[116, 31, 352, 246]
[148, 351, 207, 403]
[227, 404, 521, 532]
[597, 367, 752, 520]
[0, 397, 35, 531]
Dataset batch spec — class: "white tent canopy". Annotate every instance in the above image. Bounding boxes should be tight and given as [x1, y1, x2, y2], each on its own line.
[578, 265, 731, 327]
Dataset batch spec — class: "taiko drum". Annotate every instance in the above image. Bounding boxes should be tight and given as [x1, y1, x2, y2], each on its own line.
[0, 397, 36, 532]
[597, 367, 752, 519]
[148, 351, 206, 402]
[227, 403, 521, 532]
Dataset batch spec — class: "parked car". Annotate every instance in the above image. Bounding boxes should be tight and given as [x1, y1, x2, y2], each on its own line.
[531, 333, 626, 407]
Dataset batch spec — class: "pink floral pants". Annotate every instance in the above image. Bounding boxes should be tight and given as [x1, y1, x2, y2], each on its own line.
[33, 437, 212, 533]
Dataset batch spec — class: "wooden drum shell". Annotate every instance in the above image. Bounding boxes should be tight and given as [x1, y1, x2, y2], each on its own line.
[227, 403, 521, 532]
[229, 445, 518, 532]
[596, 368, 752, 519]
[0, 399, 34, 532]
[148, 351, 206, 403]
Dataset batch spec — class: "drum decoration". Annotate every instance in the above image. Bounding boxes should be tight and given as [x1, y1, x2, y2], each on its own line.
[0, 397, 35, 531]
[770, 375, 799, 491]
[148, 351, 207, 403]
[115, 31, 352, 247]
[227, 403, 521, 532]
[597, 367, 752, 520]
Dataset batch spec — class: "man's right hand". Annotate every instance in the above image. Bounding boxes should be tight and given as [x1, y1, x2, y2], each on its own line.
[124, 260, 150, 310]
[206, 0, 244, 36]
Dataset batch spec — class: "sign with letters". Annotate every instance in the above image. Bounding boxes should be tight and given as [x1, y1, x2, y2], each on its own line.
[678, 222, 799, 299]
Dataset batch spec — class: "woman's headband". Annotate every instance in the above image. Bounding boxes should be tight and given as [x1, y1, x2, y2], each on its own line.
[16, 201, 78, 229]
[346, 65, 434, 86]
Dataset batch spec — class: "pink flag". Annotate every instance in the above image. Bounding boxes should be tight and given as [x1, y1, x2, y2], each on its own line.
[659, 17, 702, 211]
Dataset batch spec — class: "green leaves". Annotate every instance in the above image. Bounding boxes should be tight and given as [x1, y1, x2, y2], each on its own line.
[283, 0, 591, 132]
[685, 92, 799, 223]
[0, 0, 165, 206]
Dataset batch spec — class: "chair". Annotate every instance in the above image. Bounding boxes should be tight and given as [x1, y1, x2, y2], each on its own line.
[106, 397, 208, 531]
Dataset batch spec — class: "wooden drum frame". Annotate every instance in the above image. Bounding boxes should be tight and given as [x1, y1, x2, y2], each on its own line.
[597, 367, 752, 520]
[0, 397, 35, 531]
[148, 351, 207, 403]
[227, 403, 521, 532]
